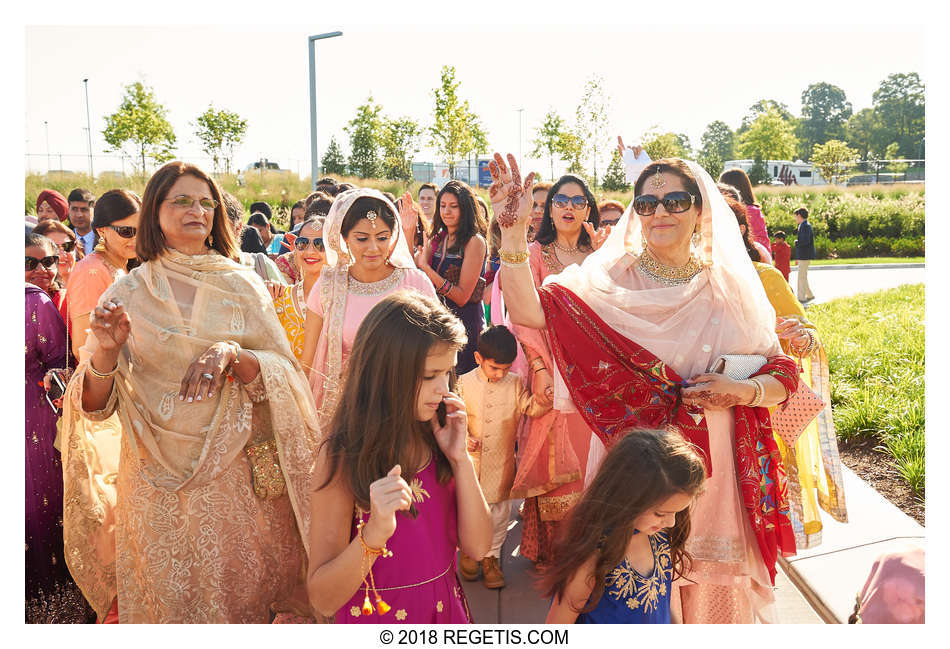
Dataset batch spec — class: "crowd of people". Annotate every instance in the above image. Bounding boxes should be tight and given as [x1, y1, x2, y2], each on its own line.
[26, 149, 855, 625]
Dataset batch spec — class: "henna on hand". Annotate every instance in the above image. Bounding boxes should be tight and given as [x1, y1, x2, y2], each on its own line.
[683, 389, 745, 409]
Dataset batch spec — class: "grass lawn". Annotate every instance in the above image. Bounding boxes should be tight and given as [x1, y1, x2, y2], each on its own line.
[807, 284, 924, 494]
[807, 257, 925, 266]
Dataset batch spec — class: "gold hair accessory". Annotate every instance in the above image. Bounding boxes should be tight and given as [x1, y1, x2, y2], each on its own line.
[650, 168, 666, 190]
[366, 210, 378, 229]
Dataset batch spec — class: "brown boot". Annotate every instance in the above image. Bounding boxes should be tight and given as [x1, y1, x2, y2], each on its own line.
[481, 556, 505, 589]
[459, 552, 479, 581]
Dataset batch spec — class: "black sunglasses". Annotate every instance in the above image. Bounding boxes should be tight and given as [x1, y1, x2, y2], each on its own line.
[56, 240, 77, 253]
[294, 237, 325, 251]
[106, 225, 137, 239]
[632, 191, 696, 217]
[26, 255, 59, 271]
[551, 194, 589, 210]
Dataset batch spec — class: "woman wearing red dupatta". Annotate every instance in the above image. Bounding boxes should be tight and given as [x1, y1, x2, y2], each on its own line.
[490, 152, 798, 623]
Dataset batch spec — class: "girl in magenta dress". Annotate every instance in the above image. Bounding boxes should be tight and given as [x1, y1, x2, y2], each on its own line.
[307, 291, 492, 623]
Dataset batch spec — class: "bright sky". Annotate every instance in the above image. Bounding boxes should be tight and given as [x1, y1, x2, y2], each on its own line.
[23, 20, 925, 179]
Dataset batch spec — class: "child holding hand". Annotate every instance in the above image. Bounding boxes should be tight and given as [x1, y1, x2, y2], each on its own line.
[543, 429, 706, 624]
[458, 325, 551, 588]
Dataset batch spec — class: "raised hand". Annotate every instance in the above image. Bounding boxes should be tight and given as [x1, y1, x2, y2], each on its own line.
[89, 298, 131, 353]
[488, 152, 535, 228]
[583, 221, 613, 251]
[264, 280, 284, 302]
[363, 464, 414, 547]
[618, 135, 644, 160]
[430, 393, 470, 465]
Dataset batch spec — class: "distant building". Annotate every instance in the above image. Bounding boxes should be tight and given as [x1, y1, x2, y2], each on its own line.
[722, 159, 828, 186]
[412, 159, 493, 188]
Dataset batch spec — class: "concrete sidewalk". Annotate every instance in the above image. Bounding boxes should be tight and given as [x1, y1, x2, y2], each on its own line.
[779, 465, 925, 623]
[462, 500, 822, 623]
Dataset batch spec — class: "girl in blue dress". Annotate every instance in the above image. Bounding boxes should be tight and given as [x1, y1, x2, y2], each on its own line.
[543, 429, 707, 624]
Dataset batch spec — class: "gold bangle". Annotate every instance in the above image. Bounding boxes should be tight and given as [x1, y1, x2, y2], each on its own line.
[746, 377, 764, 407]
[225, 340, 242, 366]
[499, 249, 529, 265]
[88, 361, 119, 379]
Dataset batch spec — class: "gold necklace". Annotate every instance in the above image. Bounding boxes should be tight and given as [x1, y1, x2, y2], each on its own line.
[636, 249, 702, 286]
[552, 239, 579, 253]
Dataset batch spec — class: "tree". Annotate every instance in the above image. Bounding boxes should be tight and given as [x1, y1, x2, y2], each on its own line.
[345, 96, 384, 178]
[430, 66, 479, 175]
[747, 158, 771, 186]
[845, 107, 882, 160]
[641, 127, 690, 160]
[737, 107, 799, 162]
[322, 136, 347, 175]
[884, 142, 909, 177]
[811, 139, 859, 184]
[798, 82, 852, 160]
[739, 99, 795, 132]
[698, 120, 735, 178]
[531, 110, 574, 180]
[102, 81, 176, 173]
[381, 116, 422, 182]
[192, 104, 247, 174]
[601, 148, 630, 192]
[459, 115, 489, 184]
[872, 72, 925, 158]
[561, 129, 587, 177]
[574, 75, 612, 188]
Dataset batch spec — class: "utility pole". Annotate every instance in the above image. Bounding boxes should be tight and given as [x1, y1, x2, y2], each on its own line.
[308, 31, 343, 190]
[517, 108, 524, 165]
[44, 121, 50, 173]
[83, 78, 94, 178]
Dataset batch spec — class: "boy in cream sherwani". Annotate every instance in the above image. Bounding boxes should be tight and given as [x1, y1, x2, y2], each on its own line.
[458, 325, 551, 589]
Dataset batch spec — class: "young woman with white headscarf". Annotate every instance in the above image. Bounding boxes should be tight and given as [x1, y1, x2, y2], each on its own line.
[493, 153, 800, 623]
[299, 188, 438, 429]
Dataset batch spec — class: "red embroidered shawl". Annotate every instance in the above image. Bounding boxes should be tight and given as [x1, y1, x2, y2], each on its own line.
[537, 283, 799, 583]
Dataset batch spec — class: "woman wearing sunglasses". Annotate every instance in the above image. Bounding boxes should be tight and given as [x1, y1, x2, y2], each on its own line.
[64, 189, 141, 360]
[32, 219, 81, 286]
[300, 188, 437, 428]
[502, 173, 610, 567]
[26, 232, 69, 323]
[58, 162, 317, 623]
[272, 217, 326, 362]
[25, 232, 96, 622]
[494, 153, 799, 624]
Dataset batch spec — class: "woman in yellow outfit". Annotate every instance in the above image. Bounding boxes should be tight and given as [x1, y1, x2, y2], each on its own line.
[725, 194, 848, 548]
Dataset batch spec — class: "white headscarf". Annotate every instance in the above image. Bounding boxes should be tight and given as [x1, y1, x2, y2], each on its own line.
[549, 159, 781, 408]
[322, 188, 414, 270]
[312, 188, 415, 427]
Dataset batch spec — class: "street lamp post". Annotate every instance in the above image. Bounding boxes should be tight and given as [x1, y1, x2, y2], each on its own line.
[44, 121, 50, 174]
[308, 31, 343, 190]
[83, 78, 94, 178]
[516, 108, 524, 165]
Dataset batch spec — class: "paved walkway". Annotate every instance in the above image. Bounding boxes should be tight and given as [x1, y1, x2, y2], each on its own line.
[790, 264, 924, 305]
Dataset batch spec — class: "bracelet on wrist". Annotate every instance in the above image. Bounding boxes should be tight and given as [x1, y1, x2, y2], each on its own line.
[499, 249, 530, 265]
[225, 340, 243, 366]
[88, 360, 119, 379]
[355, 514, 392, 616]
[746, 377, 764, 407]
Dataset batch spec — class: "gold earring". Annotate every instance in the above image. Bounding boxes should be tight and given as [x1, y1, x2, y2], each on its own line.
[94, 237, 106, 253]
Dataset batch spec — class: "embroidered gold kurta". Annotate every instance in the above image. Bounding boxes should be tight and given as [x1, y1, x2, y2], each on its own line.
[60, 250, 319, 623]
[458, 368, 550, 503]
